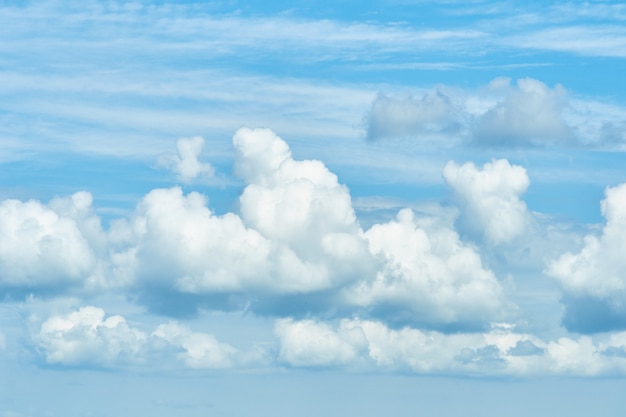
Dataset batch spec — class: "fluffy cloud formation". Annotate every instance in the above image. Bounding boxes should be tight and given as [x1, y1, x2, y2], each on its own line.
[0, 193, 98, 290]
[153, 321, 237, 368]
[234, 127, 372, 287]
[1, 128, 511, 331]
[274, 318, 367, 367]
[346, 209, 508, 329]
[443, 159, 531, 244]
[363, 77, 626, 148]
[275, 318, 626, 376]
[35, 306, 147, 366]
[158, 136, 215, 182]
[32, 305, 245, 369]
[474, 77, 570, 146]
[127, 128, 373, 301]
[547, 183, 626, 332]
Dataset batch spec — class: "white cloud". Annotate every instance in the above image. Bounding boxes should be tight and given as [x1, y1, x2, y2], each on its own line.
[346, 208, 509, 327]
[443, 158, 531, 244]
[158, 136, 215, 183]
[35, 306, 147, 366]
[0, 193, 97, 289]
[234, 127, 372, 287]
[152, 321, 237, 369]
[274, 318, 367, 367]
[274, 318, 626, 376]
[129, 186, 273, 293]
[547, 183, 626, 298]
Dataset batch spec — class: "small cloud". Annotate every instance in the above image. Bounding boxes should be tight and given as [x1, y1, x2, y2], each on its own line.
[158, 136, 215, 183]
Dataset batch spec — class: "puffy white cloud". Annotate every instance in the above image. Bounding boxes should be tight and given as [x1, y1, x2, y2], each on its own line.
[474, 77, 570, 145]
[130, 186, 273, 293]
[234, 127, 367, 261]
[274, 318, 367, 367]
[443, 159, 531, 244]
[274, 318, 626, 376]
[345, 208, 509, 328]
[35, 306, 147, 366]
[0, 193, 97, 289]
[547, 183, 626, 298]
[546, 183, 626, 332]
[152, 321, 237, 369]
[126, 127, 373, 303]
[158, 136, 215, 183]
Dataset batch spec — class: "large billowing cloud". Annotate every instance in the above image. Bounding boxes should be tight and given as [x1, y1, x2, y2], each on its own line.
[547, 183, 626, 332]
[345, 208, 509, 329]
[122, 128, 510, 328]
[0, 192, 98, 291]
[0, 128, 512, 331]
[127, 128, 374, 307]
[443, 159, 531, 245]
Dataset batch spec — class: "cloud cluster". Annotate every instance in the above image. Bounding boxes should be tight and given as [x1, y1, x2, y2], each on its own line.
[364, 77, 625, 149]
[33, 306, 241, 369]
[275, 318, 626, 376]
[0, 128, 514, 331]
[547, 183, 626, 332]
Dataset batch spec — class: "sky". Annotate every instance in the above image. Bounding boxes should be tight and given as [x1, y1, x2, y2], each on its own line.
[2, 0, 626, 416]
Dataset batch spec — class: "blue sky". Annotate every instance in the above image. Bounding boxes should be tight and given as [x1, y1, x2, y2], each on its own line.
[2, 0, 626, 416]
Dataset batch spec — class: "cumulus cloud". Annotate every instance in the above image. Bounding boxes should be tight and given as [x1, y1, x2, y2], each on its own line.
[547, 183, 626, 332]
[443, 159, 531, 244]
[158, 136, 215, 183]
[0, 127, 513, 331]
[0, 193, 98, 291]
[35, 306, 147, 366]
[153, 321, 237, 369]
[234, 127, 372, 284]
[346, 208, 509, 329]
[274, 318, 367, 367]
